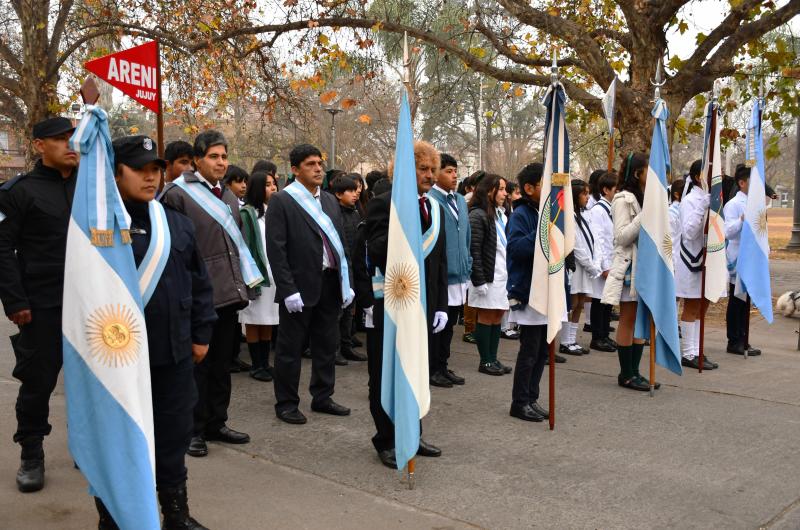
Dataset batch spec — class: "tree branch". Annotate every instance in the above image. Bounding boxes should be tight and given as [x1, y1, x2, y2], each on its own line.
[475, 18, 585, 69]
[652, 0, 691, 27]
[0, 89, 25, 127]
[0, 73, 22, 96]
[0, 35, 22, 74]
[588, 28, 632, 51]
[47, 0, 75, 68]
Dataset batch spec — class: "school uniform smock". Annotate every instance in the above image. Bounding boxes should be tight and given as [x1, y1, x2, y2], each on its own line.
[239, 208, 279, 326]
[587, 198, 613, 299]
[571, 212, 602, 296]
[675, 183, 709, 299]
[668, 200, 681, 273]
[722, 191, 747, 283]
[601, 191, 641, 306]
[468, 209, 510, 310]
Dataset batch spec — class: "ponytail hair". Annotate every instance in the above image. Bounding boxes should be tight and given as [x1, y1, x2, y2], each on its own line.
[618, 152, 647, 206]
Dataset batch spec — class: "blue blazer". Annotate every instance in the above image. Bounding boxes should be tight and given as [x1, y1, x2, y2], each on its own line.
[428, 187, 471, 286]
[506, 197, 539, 306]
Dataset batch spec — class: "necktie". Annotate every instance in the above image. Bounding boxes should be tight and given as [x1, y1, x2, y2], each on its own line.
[446, 193, 459, 216]
[419, 196, 430, 225]
[211, 186, 222, 199]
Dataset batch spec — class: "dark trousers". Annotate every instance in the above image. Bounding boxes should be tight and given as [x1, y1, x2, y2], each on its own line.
[511, 325, 548, 407]
[273, 270, 342, 414]
[367, 300, 394, 452]
[338, 302, 355, 355]
[193, 305, 238, 435]
[726, 283, 749, 346]
[590, 298, 612, 341]
[12, 307, 63, 448]
[430, 305, 460, 374]
[152, 357, 197, 489]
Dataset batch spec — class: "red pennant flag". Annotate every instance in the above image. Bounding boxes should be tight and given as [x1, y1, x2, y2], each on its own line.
[85, 41, 160, 113]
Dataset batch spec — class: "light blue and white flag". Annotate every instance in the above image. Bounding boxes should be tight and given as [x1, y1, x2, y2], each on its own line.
[532, 83, 574, 343]
[63, 105, 160, 529]
[736, 98, 773, 322]
[701, 101, 728, 303]
[381, 91, 429, 471]
[601, 77, 617, 136]
[634, 99, 681, 375]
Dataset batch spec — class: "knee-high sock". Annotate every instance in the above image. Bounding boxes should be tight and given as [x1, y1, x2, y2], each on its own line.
[631, 343, 644, 377]
[693, 320, 701, 359]
[261, 341, 271, 369]
[617, 345, 633, 380]
[474, 323, 491, 364]
[489, 324, 501, 362]
[680, 321, 695, 360]
[568, 322, 578, 345]
[584, 302, 592, 325]
[247, 342, 262, 370]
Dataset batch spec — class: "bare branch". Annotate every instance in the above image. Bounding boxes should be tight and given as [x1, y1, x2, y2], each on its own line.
[0, 89, 25, 126]
[475, 18, 585, 69]
[588, 28, 632, 51]
[0, 36, 22, 74]
[47, 0, 74, 68]
[0, 73, 22, 96]
[47, 29, 115, 79]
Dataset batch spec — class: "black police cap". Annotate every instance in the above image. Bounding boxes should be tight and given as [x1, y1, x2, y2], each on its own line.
[112, 135, 166, 170]
[32, 117, 75, 139]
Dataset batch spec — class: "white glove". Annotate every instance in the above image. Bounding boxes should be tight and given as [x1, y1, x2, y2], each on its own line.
[364, 306, 374, 329]
[342, 288, 355, 308]
[284, 293, 304, 313]
[473, 284, 489, 296]
[432, 311, 448, 334]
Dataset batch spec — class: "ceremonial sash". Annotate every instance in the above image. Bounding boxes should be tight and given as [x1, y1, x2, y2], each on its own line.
[596, 199, 611, 219]
[283, 182, 351, 300]
[575, 214, 594, 259]
[421, 199, 441, 258]
[172, 177, 263, 288]
[372, 272, 385, 300]
[495, 210, 507, 248]
[137, 200, 171, 306]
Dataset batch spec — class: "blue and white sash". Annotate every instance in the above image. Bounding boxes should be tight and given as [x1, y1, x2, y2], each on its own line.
[137, 201, 171, 306]
[372, 272, 385, 300]
[495, 210, 507, 248]
[421, 200, 441, 258]
[283, 182, 351, 300]
[172, 176, 263, 288]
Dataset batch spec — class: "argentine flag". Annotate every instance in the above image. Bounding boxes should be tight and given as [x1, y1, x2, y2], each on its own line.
[736, 98, 773, 322]
[700, 101, 728, 303]
[532, 82, 574, 343]
[63, 106, 160, 529]
[381, 91, 429, 470]
[634, 99, 681, 375]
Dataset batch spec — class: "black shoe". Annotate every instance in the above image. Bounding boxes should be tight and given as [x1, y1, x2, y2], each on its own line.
[342, 350, 367, 362]
[16, 458, 44, 493]
[335, 352, 349, 366]
[187, 436, 207, 457]
[681, 356, 702, 370]
[583, 324, 592, 333]
[560, 343, 584, 355]
[546, 354, 567, 365]
[509, 403, 544, 422]
[501, 328, 520, 340]
[249, 367, 273, 382]
[311, 399, 351, 416]
[727, 342, 747, 355]
[417, 439, 441, 457]
[205, 426, 250, 444]
[493, 360, 513, 374]
[606, 337, 618, 349]
[95, 497, 120, 529]
[611, 311, 620, 321]
[159, 483, 208, 530]
[378, 449, 397, 469]
[444, 369, 465, 385]
[634, 374, 661, 390]
[229, 356, 251, 373]
[529, 401, 549, 419]
[609, 325, 616, 332]
[462, 333, 477, 344]
[479, 362, 504, 376]
[591, 339, 616, 352]
[276, 408, 308, 424]
[301, 348, 312, 359]
[618, 375, 650, 391]
[430, 372, 453, 388]
[745, 345, 762, 356]
[703, 355, 719, 369]
[351, 336, 363, 348]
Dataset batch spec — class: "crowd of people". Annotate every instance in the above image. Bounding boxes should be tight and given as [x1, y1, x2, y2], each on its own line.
[0, 116, 766, 529]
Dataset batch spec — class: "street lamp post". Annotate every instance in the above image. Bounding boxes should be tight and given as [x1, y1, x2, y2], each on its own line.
[788, 104, 800, 250]
[325, 107, 343, 170]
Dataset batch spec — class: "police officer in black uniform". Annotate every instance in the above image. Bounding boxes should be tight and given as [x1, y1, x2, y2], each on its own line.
[0, 117, 78, 492]
[92, 135, 216, 529]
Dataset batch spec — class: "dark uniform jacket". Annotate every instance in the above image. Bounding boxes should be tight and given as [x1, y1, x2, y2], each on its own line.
[468, 206, 498, 287]
[265, 187, 352, 307]
[365, 191, 448, 319]
[339, 203, 361, 268]
[506, 197, 539, 306]
[160, 171, 250, 310]
[0, 161, 76, 315]
[126, 200, 217, 367]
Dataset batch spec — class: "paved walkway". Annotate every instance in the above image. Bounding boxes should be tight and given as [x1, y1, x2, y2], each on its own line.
[1, 263, 799, 529]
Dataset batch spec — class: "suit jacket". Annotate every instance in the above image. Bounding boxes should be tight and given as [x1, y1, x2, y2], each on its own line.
[160, 171, 250, 310]
[365, 191, 448, 320]
[265, 187, 351, 307]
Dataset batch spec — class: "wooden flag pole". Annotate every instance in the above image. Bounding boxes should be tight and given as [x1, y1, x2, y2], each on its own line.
[548, 341, 555, 431]
[407, 458, 416, 490]
[649, 318, 656, 397]
[607, 133, 615, 171]
[698, 96, 719, 374]
[744, 297, 751, 360]
[155, 40, 164, 158]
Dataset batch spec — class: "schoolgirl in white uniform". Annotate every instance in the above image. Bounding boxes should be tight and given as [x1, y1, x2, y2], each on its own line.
[587, 171, 617, 352]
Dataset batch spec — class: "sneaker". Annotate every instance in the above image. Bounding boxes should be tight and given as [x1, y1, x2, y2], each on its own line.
[501, 329, 520, 340]
[463, 333, 477, 344]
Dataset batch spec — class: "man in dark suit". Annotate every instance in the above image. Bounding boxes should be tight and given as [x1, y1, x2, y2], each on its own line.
[265, 144, 354, 424]
[363, 140, 447, 468]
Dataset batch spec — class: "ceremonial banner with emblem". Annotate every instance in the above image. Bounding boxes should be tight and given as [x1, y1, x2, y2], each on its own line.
[63, 106, 160, 529]
[700, 101, 728, 303]
[736, 98, 773, 322]
[634, 99, 682, 375]
[531, 83, 574, 343]
[381, 91, 429, 471]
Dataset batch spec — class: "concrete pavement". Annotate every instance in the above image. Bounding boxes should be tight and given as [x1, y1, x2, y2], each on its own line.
[1, 263, 799, 529]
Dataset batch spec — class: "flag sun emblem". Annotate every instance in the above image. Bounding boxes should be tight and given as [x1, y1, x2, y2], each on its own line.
[384, 262, 420, 310]
[756, 208, 768, 237]
[663, 233, 673, 261]
[86, 304, 141, 367]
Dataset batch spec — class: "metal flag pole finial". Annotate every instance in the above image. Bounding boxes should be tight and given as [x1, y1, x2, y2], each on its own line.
[550, 49, 559, 85]
[403, 31, 410, 87]
[650, 58, 665, 101]
[712, 79, 721, 103]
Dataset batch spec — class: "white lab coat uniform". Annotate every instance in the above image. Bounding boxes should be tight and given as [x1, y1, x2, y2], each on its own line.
[587, 198, 613, 299]
[571, 212, 602, 295]
[668, 200, 681, 272]
[675, 183, 709, 299]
